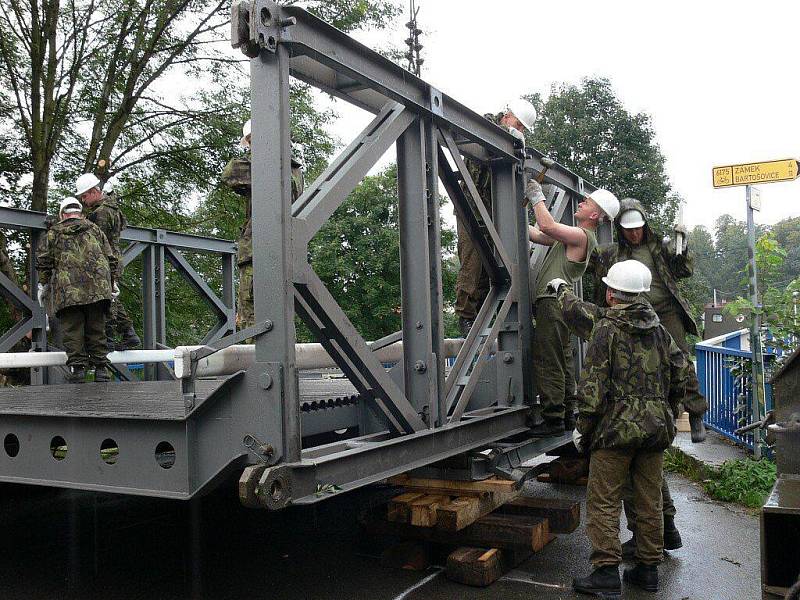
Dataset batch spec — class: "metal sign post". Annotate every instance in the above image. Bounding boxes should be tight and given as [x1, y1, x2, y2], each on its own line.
[746, 185, 766, 458]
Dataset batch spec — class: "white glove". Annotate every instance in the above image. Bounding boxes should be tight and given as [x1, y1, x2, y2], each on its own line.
[572, 428, 583, 453]
[112, 282, 120, 299]
[37, 283, 48, 306]
[525, 178, 546, 206]
[546, 278, 569, 294]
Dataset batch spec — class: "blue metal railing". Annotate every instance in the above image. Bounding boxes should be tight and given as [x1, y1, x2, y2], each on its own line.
[695, 330, 775, 451]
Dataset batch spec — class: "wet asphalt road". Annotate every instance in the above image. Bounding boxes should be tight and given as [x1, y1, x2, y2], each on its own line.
[0, 472, 759, 600]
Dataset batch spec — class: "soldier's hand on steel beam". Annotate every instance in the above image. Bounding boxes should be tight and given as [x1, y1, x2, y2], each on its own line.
[572, 428, 583, 453]
[36, 283, 48, 306]
[525, 178, 546, 207]
[546, 278, 569, 295]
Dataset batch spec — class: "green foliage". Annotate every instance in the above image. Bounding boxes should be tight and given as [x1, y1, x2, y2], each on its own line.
[703, 458, 776, 508]
[525, 77, 678, 232]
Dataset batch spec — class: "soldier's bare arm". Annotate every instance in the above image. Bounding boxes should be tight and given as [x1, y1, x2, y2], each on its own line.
[575, 320, 614, 439]
[528, 224, 555, 246]
[531, 200, 589, 252]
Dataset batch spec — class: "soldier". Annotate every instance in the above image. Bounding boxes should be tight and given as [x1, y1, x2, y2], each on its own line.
[527, 178, 619, 436]
[222, 119, 304, 330]
[454, 100, 536, 336]
[568, 260, 687, 596]
[75, 173, 140, 350]
[37, 198, 118, 383]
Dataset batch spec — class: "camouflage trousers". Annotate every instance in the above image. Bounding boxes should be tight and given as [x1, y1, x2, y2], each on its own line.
[587, 448, 664, 567]
[532, 297, 576, 421]
[658, 309, 707, 417]
[623, 467, 676, 532]
[57, 300, 110, 369]
[237, 261, 254, 331]
[454, 214, 489, 320]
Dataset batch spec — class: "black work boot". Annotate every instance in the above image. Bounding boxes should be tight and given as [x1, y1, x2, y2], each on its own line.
[573, 565, 621, 596]
[663, 514, 683, 550]
[457, 316, 474, 338]
[623, 562, 658, 592]
[689, 413, 706, 443]
[119, 326, 141, 350]
[530, 418, 565, 437]
[94, 366, 111, 383]
[67, 367, 86, 384]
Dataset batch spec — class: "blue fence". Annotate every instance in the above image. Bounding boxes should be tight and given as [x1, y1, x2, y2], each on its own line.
[695, 330, 775, 451]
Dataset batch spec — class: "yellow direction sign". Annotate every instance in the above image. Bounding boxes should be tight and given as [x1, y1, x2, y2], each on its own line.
[713, 159, 799, 188]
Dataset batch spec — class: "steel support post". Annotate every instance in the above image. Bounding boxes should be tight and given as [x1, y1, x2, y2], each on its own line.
[222, 252, 235, 334]
[492, 162, 531, 406]
[746, 185, 765, 459]
[250, 44, 301, 463]
[397, 117, 440, 426]
[142, 245, 166, 380]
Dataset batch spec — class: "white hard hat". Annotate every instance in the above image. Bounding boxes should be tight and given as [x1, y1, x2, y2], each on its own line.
[75, 173, 101, 196]
[506, 99, 537, 132]
[587, 188, 620, 220]
[602, 260, 650, 294]
[59, 197, 83, 214]
[240, 119, 251, 147]
[620, 209, 645, 229]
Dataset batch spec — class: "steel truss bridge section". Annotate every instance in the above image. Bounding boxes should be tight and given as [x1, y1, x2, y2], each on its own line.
[0, 2, 604, 507]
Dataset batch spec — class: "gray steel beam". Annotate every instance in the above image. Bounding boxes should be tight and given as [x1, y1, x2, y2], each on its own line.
[165, 247, 233, 330]
[250, 43, 301, 463]
[249, 1, 517, 161]
[397, 117, 439, 426]
[524, 151, 595, 199]
[142, 246, 167, 380]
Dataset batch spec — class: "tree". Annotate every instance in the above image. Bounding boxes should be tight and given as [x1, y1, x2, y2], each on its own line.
[525, 78, 679, 232]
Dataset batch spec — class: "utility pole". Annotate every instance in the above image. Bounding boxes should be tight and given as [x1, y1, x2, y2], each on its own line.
[404, 0, 423, 76]
[746, 185, 766, 459]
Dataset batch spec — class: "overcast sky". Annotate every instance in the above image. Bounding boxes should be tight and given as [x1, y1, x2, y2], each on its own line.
[322, 0, 800, 231]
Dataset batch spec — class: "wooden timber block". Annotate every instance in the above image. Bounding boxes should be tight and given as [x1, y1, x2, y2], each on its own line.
[380, 541, 430, 571]
[548, 457, 589, 482]
[445, 547, 504, 587]
[496, 496, 581, 534]
[388, 474, 518, 496]
[536, 472, 588, 486]
[388, 492, 427, 523]
[409, 495, 450, 527]
[677, 410, 690, 433]
[437, 488, 520, 532]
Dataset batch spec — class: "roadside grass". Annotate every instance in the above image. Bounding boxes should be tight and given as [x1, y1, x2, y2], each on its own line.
[664, 447, 777, 509]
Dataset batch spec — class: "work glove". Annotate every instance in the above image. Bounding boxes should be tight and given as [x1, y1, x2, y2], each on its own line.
[37, 283, 48, 306]
[111, 282, 120, 299]
[546, 278, 569, 295]
[572, 428, 583, 453]
[525, 178, 546, 207]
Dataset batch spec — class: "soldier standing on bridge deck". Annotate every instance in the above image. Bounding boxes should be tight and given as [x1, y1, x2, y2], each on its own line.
[527, 178, 619, 437]
[568, 260, 687, 597]
[222, 119, 305, 330]
[37, 198, 118, 383]
[75, 173, 140, 351]
[454, 100, 537, 337]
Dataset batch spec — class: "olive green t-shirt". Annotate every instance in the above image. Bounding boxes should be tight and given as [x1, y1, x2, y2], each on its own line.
[535, 227, 598, 299]
[630, 243, 672, 312]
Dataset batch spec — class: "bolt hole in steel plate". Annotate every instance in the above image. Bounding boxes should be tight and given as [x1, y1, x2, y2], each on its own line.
[4, 433, 19, 457]
[433, 95, 440, 107]
[269, 479, 284, 501]
[260, 7, 271, 25]
[50, 436, 67, 461]
[155, 441, 176, 469]
[267, 35, 276, 48]
[100, 438, 119, 465]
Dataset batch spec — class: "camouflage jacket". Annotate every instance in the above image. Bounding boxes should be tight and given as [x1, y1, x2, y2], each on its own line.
[557, 285, 605, 342]
[576, 300, 688, 452]
[37, 218, 117, 313]
[589, 198, 697, 336]
[86, 193, 127, 278]
[221, 154, 304, 266]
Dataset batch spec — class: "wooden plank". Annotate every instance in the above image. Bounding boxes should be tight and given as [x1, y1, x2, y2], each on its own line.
[363, 508, 551, 552]
[388, 474, 518, 494]
[446, 547, 503, 587]
[387, 492, 426, 523]
[437, 488, 520, 532]
[409, 495, 449, 527]
[497, 496, 581, 534]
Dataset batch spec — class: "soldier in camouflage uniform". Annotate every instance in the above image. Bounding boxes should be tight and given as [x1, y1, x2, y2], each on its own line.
[455, 103, 535, 336]
[567, 260, 688, 596]
[75, 173, 140, 350]
[37, 198, 118, 383]
[222, 119, 304, 330]
[589, 198, 707, 441]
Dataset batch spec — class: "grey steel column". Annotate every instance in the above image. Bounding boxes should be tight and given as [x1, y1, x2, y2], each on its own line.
[746, 185, 765, 459]
[142, 245, 166, 380]
[222, 253, 235, 335]
[250, 43, 301, 461]
[492, 161, 530, 407]
[397, 117, 438, 425]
